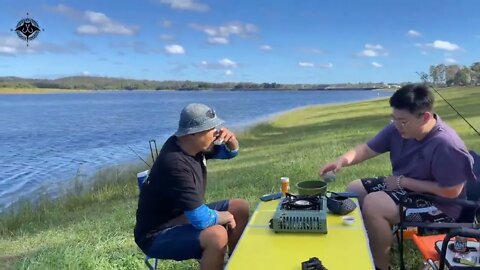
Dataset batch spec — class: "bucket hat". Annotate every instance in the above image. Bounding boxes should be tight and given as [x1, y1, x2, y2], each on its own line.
[174, 103, 224, 136]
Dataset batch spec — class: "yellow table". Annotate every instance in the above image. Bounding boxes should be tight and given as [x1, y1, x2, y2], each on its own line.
[225, 199, 375, 270]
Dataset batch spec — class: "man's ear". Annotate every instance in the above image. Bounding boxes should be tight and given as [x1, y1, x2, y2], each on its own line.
[423, 111, 433, 122]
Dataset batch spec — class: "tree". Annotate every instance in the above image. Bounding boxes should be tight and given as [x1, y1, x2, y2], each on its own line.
[454, 67, 471, 86]
[471, 62, 480, 85]
[445, 64, 460, 86]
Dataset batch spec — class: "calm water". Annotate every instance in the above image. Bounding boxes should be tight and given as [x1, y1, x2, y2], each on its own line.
[0, 90, 391, 211]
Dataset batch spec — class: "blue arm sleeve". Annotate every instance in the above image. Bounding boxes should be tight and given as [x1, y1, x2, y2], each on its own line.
[210, 144, 239, 160]
[185, 204, 218, 230]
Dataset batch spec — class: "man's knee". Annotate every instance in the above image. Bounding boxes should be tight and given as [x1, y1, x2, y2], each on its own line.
[200, 225, 228, 250]
[362, 192, 400, 224]
[228, 199, 249, 217]
[346, 179, 367, 195]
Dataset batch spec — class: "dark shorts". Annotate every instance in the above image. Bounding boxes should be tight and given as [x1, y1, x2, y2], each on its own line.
[361, 177, 455, 223]
[144, 200, 229, 261]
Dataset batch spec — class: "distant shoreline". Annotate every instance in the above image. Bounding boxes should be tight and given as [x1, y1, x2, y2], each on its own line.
[0, 88, 91, 94]
[0, 87, 390, 94]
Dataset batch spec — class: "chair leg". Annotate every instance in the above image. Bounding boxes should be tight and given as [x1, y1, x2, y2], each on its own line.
[398, 226, 405, 270]
[144, 255, 157, 270]
[423, 259, 438, 270]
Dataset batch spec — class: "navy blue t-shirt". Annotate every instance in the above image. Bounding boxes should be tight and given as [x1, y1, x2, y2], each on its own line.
[134, 136, 207, 250]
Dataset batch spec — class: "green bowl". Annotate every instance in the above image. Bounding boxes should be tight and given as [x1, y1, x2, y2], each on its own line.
[296, 180, 327, 196]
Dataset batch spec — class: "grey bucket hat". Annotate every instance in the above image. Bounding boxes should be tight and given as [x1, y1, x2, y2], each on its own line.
[174, 103, 224, 136]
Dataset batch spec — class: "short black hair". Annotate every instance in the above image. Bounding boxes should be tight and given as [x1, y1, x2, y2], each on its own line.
[389, 84, 435, 114]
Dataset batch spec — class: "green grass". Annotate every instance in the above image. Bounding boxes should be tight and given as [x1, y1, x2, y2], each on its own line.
[1, 87, 479, 269]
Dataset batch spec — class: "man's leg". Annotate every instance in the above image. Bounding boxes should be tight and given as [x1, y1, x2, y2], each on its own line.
[226, 199, 249, 252]
[199, 225, 228, 270]
[362, 191, 400, 270]
[346, 179, 369, 205]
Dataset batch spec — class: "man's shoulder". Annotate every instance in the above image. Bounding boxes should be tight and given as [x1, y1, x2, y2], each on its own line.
[429, 123, 466, 149]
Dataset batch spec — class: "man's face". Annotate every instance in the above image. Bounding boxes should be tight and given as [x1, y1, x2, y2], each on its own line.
[390, 108, 427, 139]
[192, 127, 220, 152]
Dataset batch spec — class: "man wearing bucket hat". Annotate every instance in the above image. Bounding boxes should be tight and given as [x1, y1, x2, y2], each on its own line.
[319, 84, 476, 270]
[134, 103, 249, 270]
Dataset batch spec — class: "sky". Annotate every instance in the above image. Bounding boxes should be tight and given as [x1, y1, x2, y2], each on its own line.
[0, 0, 479, 84]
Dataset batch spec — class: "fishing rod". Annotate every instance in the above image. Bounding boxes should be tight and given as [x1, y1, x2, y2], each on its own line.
[128, 145, 151, 168]
[416, 72, 480, 137]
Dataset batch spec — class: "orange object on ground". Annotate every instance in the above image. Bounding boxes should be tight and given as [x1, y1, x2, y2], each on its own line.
[402, 227, 418, 240]
[412, 234, 446, 261]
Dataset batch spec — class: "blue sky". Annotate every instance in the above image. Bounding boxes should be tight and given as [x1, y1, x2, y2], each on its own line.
[0, 0, 479, 84]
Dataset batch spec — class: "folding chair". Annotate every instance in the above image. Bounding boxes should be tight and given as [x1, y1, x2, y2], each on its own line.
[137, 170, 160, 270]
[397, 150, 480, 270]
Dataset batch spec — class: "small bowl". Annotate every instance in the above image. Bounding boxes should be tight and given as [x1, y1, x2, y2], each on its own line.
[342, 216, 355, 226]
[296, 180, 327, 196]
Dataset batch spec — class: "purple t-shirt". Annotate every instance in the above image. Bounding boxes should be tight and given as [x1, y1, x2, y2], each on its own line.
[367, 115, 476, 218]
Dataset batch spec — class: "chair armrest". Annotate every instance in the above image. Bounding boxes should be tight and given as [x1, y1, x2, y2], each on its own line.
[401, 192, 480, 208]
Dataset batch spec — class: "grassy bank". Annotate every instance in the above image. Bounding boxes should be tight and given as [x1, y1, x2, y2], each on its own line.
[1, 87, 479, 269]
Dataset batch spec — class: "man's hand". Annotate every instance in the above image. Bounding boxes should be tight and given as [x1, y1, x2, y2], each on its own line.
[385, 176, 401, 191]
[217, 211, 236, 229]
[319, 158, 345, 176]
[216, 128, 239, 151]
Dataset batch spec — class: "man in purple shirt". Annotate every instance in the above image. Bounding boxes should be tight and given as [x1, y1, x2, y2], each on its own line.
[320, 84, 476, 270]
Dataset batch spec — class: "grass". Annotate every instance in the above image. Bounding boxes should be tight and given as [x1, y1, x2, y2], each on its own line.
[1, 86, 479, 269]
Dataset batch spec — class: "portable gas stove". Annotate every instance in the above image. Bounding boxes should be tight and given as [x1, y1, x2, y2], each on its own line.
[269, 193, 328, 233]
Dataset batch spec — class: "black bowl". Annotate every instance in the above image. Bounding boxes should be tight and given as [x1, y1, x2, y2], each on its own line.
[327, 193, 357, 215]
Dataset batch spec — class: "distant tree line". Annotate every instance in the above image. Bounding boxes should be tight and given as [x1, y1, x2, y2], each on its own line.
[426, 62, 480, 87]
[0, 76, 391, 91]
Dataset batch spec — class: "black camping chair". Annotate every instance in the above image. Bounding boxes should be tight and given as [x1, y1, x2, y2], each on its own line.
[397, 150, 480, 270]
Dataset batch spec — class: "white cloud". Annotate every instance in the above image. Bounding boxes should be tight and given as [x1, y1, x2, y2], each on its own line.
[82, 71, 91, 76]
[445, 58, 456, 63]
[260, 45, 272, 51]
[365, 44, 383, 50]
[298, 62, 333, 68]
[299, 62, 315, 68]
[76, 11, 137, 35]
[77, 25, 100, 35]
[299, 48, 323, 54]
[164, 44, 185, 54]
[160, 34, 175, 41]
[199, 59, 238, 70]
[160, 19, 172, 28]
[160, 0, 209, 12]
[0, 36, 24, 55]
[219, 58, 237, 68]
[0, 35, 89, 55]
[407, 30, 422, 37]
[208, 37, 229, 44]
[359, 49, 378, 57]
[319, 62, 333, 68]
[429, 40, 461, 51]
[371, 61, 383, 68]
[190, 22, 258, 44]
[358, 43, 387, 57]
[49, 4, 83, 18]
[225, 70, 233, 76]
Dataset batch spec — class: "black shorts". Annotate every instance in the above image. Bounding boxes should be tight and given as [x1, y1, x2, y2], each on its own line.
[361, 177, 455, 223]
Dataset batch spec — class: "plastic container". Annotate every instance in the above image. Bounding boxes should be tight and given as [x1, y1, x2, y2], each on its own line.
[281, 177, 290, 195]
[342, 216, 355, 226]
[137, 170, 149, 188]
